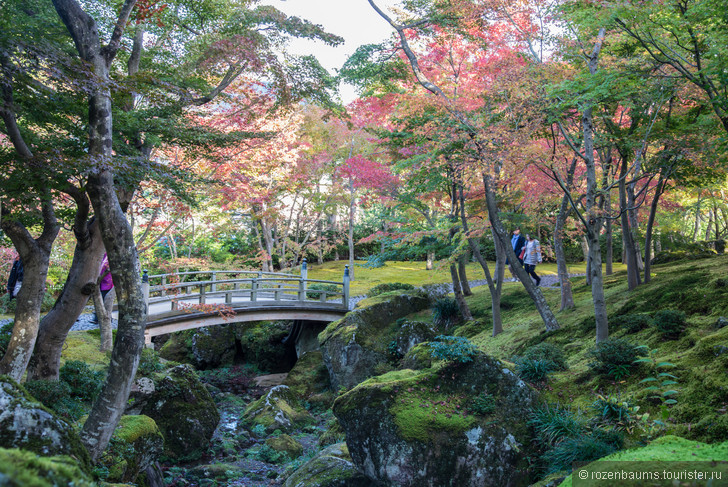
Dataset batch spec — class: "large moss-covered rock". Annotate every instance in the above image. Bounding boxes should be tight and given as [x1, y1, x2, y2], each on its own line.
[0, 377, 90, 468]
[284, 442, 371, 487]
[141, 364, 220, 461]
[0, 447, 95, 487]
[158, 330, 193, 364]
[319, 291, 430, 389]
[101, 415, 165, 484]
[333, 353, 539, 487]
[283, 351, 331, 399]
[190, 325, 237, 369]
[559, 435, 728, 486]
[243, 385, 314, 433]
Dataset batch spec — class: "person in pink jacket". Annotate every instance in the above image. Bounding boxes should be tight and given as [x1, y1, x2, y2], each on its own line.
[92, 253, 114, 323]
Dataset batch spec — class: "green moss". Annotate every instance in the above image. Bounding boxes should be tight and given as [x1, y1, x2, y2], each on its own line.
[265, 434, 303, 459]
[282, 351, 330, 398]
[243, 385, 314, 433]
[0, 448, 95, 487]
[559, 436, 728, 486]
[114, 416, 162, 444]
[62, 331, 111, 368]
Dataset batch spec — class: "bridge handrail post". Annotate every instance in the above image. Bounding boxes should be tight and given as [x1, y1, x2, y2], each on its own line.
[251, 278, 258, 302]
[211, 271, 217, 292]
[142, 269, 150, 315]
[298, 279, 305, 301]
[199, 283, 206, 304]
[161, 275, 166, 297]
[343, 265, 350, 309]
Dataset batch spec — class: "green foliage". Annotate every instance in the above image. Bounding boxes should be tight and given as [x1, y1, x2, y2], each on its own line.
[612, 313, 652, 333]
[250, 424, 268, 438]
[366, 282, 415, 298]
[470, 392, 496, 415]
[653, 309, 687, 338]
[591, 394, 639, 427]
[59, 360, 104, 402]
[252, 444, 289, 464]
[307, 283, 339, 300]
[0, 291, 56, 314]
[137, 348, 164, 377]
[521, 343, 568, 371]
[529, 404, 586, 447]
[540, 434, 619, 474]
[428, 335, 476, 363]
[513, 358, 558, 384]
[432, 297, 460, 328]
[198, 364, 258, 394]
[636, 348, 679, 420]
[24, 379, 86, 421]
[0, 321, 13, 356]
[358, 254, 387, 268]
[588, 339, 645, 379]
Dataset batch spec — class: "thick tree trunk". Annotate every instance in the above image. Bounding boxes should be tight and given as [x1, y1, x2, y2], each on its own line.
[28, 218, 105, 380]
[52, 0, 144, 461]
[627, 189, 644, 271]
[0, 201, 59, 381]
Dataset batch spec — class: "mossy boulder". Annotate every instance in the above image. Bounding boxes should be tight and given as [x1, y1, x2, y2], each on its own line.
[190, 325, 237, 369]
[265, 434, 304, 460]
[559, 435, 728, 486]
[283, 351, 331, 399]
[283, 442, 371, 487]
[101, 415, 164, 484]
[400, 343, 433, 370]
[0, 377, 90, 469]
[158, 330, 194, 364]
[0, 447, 95, 487]
[243, 385, 314, 433]
[391, 321, 437, 358]
[319, 291, 430, 389]
[333, 352, 539, 487]
[141, 364, 220, 461]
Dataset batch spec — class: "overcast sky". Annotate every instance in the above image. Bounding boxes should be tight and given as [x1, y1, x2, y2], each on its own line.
[262, 0, 399, 102]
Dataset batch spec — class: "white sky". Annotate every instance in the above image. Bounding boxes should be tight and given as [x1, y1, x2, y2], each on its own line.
[262, 0, 399, 102]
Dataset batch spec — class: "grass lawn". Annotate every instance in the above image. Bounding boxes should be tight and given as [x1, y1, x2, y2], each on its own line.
[307, 259, 627, 297]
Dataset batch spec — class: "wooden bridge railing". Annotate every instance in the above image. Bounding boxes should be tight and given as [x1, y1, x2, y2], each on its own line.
[140, 259, 351, 317]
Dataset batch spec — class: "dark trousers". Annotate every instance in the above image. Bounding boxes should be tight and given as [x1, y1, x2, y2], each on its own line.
[524, 264, 540, 285]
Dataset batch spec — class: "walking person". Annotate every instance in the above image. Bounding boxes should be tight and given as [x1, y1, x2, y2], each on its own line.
[6, 255, 23, 300]
[523, 234, 542, 286]
[509, 228, 526, 265]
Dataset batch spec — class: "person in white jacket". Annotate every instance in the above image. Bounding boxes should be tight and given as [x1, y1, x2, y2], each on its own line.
[523, 234, 542, 286]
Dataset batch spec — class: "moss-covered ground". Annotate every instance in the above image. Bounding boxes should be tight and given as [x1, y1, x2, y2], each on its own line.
[425, 254, 728, 446]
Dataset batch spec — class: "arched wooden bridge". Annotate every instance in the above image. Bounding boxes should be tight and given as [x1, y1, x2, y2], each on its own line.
[141, 261, 350, 346]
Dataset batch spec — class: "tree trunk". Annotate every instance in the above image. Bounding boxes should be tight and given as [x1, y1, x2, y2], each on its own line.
[693, 194, 702, 242]
[449, 263, 472, 322]
[52, 0, 145, 461]
[605, 191, 613, 275]
[458, 253, 472, 296]
[643, 176, 666, 283]
[93, 286, 113, 352]
[580, 30, 609, 341]
[627, 188, 644, 271]
[619, 158, 641, 290]
[348, 181, 356, 281]
[28, 218, 105, 380]
[426, 250, 434, 270]
[554, 194, 575, 311]
[482, 172, 559, 331]
[0, 201, 59, 381]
